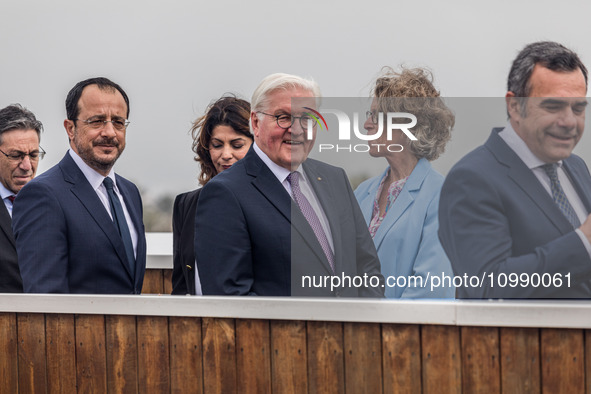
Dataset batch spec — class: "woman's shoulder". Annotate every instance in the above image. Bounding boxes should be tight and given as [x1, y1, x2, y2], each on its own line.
[174, 188, 202, 213]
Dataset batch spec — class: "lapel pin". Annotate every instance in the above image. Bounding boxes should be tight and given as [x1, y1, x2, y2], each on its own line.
[317, 177, 322, 181]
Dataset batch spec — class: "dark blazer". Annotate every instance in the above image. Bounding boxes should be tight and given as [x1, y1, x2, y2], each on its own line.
[0, 203, 23, 292]
[12, 153, 146, 294]
[171, 188, 201, 295]
[439, 128, 591, 298]
[195, 147, 384, 297]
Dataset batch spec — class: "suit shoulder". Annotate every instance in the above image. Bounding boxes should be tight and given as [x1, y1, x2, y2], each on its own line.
[566, 153, 590, 171]
[174, 189, 201, 213]
[305, 158, 346, 177]
[355, 171, 383, 195]
[18, 164, 63, 195]
[115, 173, 139, 190]
[446, 145, 498, 179]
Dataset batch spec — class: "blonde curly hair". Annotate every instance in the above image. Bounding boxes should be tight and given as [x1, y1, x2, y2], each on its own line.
[373, 67, 455, 161]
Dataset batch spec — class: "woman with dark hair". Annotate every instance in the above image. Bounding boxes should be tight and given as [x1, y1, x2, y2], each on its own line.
[355, 67, 455, 298]
[172, 96, 252, 295]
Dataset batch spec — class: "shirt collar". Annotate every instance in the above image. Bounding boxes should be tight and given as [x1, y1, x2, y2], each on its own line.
[498, 122, 563, 170]
[253, 142, 293, 184]
[0, 181, 14, 201]
[68, 149, 117, 191]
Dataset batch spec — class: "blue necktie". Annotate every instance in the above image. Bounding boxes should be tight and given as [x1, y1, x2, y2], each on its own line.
[103, 177, 136, 275]
[542, 163, 581, 229]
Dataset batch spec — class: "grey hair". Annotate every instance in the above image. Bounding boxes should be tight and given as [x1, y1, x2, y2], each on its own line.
[0, 104, 43, 145]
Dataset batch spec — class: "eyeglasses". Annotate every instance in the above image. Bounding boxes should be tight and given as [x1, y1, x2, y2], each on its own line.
[257, 112, 314, 130]
[74, 118, 130, 131]
[0, 146, 46, 162]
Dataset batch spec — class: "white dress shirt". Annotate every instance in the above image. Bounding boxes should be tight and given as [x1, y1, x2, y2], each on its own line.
[499, 123, 591, 255]
[253, 143, 334, 252]
[0, 182, 15, 218]
[69, 149, 138, 257]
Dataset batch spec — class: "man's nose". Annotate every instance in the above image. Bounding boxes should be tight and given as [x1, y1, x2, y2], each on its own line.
[19, 155, 32, 171]
[558, 107, 579, 130]
[101, 121, 118, 136]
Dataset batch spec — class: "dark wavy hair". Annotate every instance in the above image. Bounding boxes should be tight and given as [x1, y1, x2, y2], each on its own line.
[191, 95, 252, 185]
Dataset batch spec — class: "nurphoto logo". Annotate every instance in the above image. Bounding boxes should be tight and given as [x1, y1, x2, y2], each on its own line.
[304, 108, 418, 153]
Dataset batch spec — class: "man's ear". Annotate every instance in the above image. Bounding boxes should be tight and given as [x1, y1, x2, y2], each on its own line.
[505, 91, 522, 120]
[64, 119, 75, 141]
[250, 111, 260, 138]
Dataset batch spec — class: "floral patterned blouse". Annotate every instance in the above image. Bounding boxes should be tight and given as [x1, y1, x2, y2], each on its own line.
[368, 171, 409, 238]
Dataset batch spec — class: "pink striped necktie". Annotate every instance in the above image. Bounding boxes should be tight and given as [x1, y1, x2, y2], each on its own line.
[287, 172, 335, 272]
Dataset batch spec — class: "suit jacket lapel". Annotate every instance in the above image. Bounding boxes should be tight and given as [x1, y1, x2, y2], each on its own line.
[116, 176, 145, 281]
[563, 158, 591, 213]
[486, 129, 573, 234]
[372, 159, 431, 250]
[302, 160, 342, 274]
[60, 154, 133, 279]
[0, 203, 15, 248]
[246, 149, 291, 222]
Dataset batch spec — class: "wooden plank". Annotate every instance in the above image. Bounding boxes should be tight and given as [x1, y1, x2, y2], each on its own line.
[17, 313, 47, 392]
[344, 322, 382, 393]
[142, 269, 164, 294]
[421, 325, 461, 394]
[541, 328, 584, 394]
[382, 324, 421, 394]
[163, 269, 173, 294]
[461, 326, 500, 394]
[500, 327, 540, 394]
[202, 317, 237, 394]
[236, 319, 271, 394]
[307, 321, 344, 394]
[586, 330, 591, 394]
[137, 316, 170, 393]
[106, 315, 138, 393]
[270, 320, 308, 394]
[169, 316, 203, 394]
[0, 313, 18, 393]
[46, 314, 76, 393]
[75, 314, 107, 393]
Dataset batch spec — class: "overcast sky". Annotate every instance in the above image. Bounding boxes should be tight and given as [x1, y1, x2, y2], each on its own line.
[3, 0, 591, 200]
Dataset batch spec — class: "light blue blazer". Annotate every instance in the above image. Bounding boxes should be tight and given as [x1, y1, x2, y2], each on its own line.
[355, 158, 454, 298]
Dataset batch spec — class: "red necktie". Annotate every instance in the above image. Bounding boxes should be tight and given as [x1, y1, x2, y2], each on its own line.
[7, 195, 15, 203]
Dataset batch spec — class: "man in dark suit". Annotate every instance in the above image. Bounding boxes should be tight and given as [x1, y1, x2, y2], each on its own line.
[0, 104, 44, 292]
[195, 73, 384, 297]
[439, 41, 591, 298]
[13, 77, 146, 294]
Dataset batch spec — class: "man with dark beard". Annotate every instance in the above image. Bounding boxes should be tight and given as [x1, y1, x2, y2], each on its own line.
[12, 77, 146, 293]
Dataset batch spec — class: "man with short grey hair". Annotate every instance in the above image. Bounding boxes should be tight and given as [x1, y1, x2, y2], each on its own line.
[439, 41, 591, 298]
[196, 73, 384, 297]
[0, 104, 44, 292]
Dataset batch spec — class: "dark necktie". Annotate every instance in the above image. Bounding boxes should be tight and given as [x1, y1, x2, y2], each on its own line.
[287, 172, 335, 272]
[7, 195, 15, 203]
[541, 163, 581, 229]
[103, 177, 136, 275]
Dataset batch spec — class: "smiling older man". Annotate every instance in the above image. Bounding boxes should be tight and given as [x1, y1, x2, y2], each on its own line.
[195, 73, 384, 297]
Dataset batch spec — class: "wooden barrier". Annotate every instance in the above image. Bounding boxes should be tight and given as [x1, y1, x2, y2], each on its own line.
[1, 294, 591, 393]
[3, 312, 591, 393]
